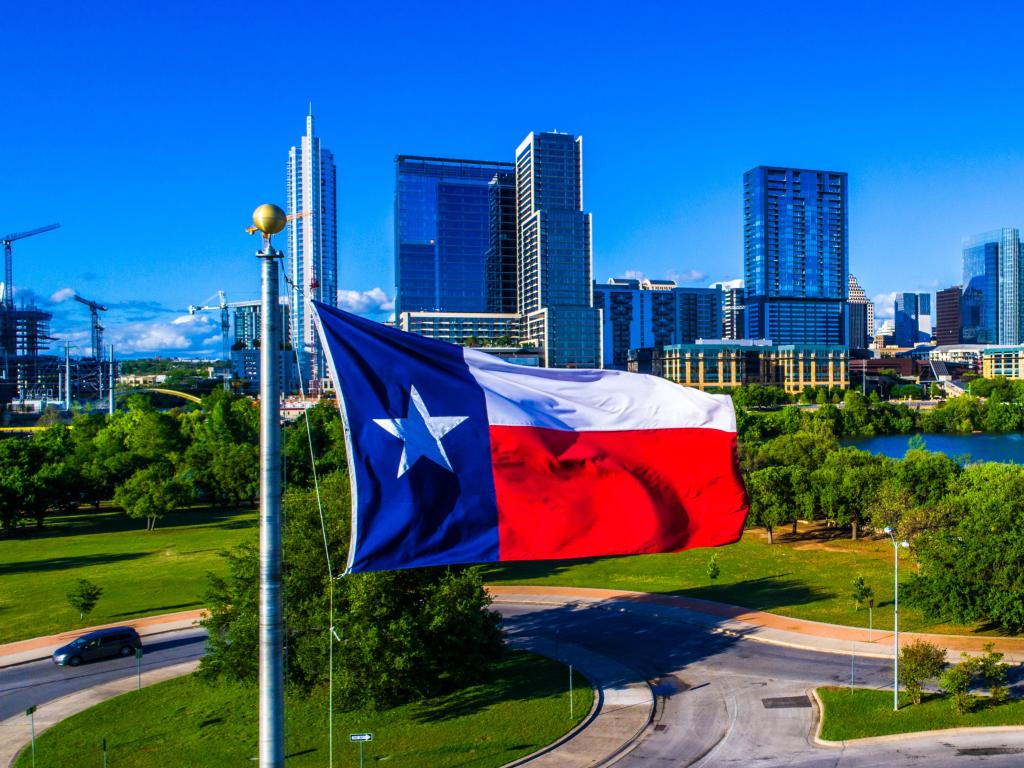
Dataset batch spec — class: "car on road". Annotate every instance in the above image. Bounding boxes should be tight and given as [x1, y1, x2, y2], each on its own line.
[52, 627, 142, 667]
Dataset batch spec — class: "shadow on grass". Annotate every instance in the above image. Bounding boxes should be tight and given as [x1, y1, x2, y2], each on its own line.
[111, 602, 199, 617]
[0, 505, 256, 542]
[0, 552, 148, 576]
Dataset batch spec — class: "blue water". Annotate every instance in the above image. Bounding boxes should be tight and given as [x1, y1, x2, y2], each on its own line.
[841, 432, 1024, 464]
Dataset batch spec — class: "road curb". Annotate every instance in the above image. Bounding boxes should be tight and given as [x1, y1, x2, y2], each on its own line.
[500, 635, 655, 767]
[808, 687, 1024, 748]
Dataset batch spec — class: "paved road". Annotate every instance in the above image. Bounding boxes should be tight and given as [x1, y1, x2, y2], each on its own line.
[0, 627, 205, 722]
[499, 601, 1024, 767]
[4, 607, 1024, 767]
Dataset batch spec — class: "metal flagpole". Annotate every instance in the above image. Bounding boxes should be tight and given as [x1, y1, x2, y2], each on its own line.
[108, 344, 115, 415]
[254, 205, 286, 767]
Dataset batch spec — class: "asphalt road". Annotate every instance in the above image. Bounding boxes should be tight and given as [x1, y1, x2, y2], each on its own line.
[0, 627, 206, 722]
[3, 606, 1024, 766]
[499, 601, 1024, 768]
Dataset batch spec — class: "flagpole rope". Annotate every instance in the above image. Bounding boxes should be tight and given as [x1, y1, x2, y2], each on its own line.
[279, 258, 337, 768]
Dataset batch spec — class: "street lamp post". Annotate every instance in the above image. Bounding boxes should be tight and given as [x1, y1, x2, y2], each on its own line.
[883, 526, 910, 711]
[253, 204, 287, 768]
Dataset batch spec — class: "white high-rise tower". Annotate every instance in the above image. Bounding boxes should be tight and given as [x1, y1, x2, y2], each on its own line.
[286, 108, 337, 392]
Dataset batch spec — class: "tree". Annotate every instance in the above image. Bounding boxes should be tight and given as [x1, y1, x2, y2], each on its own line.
[114, 463, 192, 530]
[746, 466, 791, 544]
[977, 643, 1009, 704]
[898, 639, 946, 705]
[200, 471, 504, 709]
[706, 553, 720, 582]
[67, 579, 103, 620]
[850, 575, 874, 610]
[905, 463, 1024, 633]
[940, 654, 979, 714]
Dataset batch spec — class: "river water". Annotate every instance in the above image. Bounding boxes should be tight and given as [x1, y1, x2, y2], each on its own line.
[841, 432, 1024, 464]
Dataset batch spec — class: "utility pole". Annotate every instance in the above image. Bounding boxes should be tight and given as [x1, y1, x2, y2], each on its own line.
[108, 345, 115, 415]
[64, 343, 71, 411]
[254, 204, 286, 768]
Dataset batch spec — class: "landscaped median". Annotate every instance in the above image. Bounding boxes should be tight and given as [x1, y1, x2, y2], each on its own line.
[12, 651, 592, 768]
[814, 687, 1024, 743]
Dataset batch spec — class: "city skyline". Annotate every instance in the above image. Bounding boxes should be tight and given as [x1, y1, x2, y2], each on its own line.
[9, 3, 1024, 356]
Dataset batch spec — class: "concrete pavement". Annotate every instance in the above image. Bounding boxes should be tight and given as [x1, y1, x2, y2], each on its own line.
[488, 585, 1024, 663]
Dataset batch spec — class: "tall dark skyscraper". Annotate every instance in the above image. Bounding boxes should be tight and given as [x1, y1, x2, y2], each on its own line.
[935, 285, 963, 345]
[394, 156, 515, 316]
[743, 167, 848, 344]
[516, 131, 601, 368]
[486, 171, 517, 314]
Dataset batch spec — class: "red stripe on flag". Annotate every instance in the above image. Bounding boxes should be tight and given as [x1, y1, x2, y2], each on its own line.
[490, 426, 748, 562]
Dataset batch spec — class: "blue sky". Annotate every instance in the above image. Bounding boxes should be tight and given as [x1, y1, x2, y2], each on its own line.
[7, 1, 1024, 356]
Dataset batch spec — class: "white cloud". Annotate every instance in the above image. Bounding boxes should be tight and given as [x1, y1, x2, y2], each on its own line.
[50, 287, 76, 303]
[622, 269, 646, 281]
[337, 287, 395, 314]
[668, 268, 708, 284]
[872, 291, 898, 320]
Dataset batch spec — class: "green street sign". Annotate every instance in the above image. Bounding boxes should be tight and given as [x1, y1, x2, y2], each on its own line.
[25, 705, 36, 716]
[135, 648, 143, 659]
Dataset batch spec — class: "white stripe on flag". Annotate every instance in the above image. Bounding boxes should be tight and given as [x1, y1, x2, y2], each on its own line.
[462, 348, 736, 433]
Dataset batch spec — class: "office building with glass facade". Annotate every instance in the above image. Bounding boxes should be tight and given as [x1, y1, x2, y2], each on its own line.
[593, 278, 723, 368]
[743, 167, 848, 344]
[893, 292, 931, 347]
[394, 156, 516, 316]
[961, 230, 1014, 344]
[287, 110, 337, 392]
[516, 131, 601, 368]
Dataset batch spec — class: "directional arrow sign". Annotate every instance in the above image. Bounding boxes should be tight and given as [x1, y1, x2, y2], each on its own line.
[349, 733, 373, 742]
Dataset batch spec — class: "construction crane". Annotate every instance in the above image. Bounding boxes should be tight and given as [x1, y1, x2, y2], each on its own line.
[1, 223, 60, 309]
[73, 294, 108, 360]
[189, 290, 230, 363]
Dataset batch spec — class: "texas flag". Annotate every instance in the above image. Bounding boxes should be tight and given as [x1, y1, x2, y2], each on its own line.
[312, 302, 748, 574]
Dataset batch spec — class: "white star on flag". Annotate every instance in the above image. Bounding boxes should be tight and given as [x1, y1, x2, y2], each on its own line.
[372, 386, 469, 478]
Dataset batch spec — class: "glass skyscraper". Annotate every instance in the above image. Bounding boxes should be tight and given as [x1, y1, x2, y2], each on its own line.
[516, 131, 601, 368]
[961, 229, 1016, 344]
[593, 279, 723, 369]
[893, 292, 931, 347]
[394, 156, 515, 316]
[287, 110, 337, 392]
[743, 167, 848, 344]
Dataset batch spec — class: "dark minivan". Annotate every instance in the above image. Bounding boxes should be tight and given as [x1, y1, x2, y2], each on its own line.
[52, 627, 142, 666]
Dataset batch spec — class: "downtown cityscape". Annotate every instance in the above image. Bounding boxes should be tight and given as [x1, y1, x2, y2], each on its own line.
[6, 4, 1024, 768]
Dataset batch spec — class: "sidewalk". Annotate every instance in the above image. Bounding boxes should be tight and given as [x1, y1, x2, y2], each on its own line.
[487, 586, 1024, 664]
[0, 610, 205, 668]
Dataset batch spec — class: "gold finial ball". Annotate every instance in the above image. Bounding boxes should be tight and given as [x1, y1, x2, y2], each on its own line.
[252, 204, 287, 236]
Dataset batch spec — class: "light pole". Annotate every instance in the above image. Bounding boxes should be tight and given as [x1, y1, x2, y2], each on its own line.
[883, 526, 910, 711]
[253, 204, 287, 768]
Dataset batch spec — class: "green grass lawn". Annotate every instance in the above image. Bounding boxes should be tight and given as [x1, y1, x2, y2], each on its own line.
[0, 505, 257, 644]
[484, 524, 989, 635]
[817, 686, 1024, 741]
[14, 651, 592, 768]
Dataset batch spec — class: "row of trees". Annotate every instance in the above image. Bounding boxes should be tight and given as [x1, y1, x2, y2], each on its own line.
[0, 392, 350, 533]
[743, 429, 1024, 633]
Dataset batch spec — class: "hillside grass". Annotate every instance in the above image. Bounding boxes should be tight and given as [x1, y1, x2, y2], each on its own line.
[484, 523, 991, 635]
[0, 505, 257, 644]
[14, 652, 592, 768]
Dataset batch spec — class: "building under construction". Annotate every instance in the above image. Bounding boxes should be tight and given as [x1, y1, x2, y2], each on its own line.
[0, 299, 60, 405]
